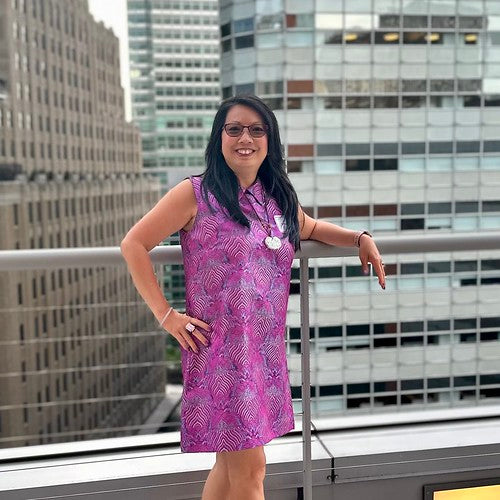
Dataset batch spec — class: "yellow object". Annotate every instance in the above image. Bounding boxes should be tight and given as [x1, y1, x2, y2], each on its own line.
[435, 484, 500, 499]
[384, 33, 399, 42]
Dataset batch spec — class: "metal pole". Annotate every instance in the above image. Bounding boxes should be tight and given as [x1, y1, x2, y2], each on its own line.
[299, 257, 312, 499]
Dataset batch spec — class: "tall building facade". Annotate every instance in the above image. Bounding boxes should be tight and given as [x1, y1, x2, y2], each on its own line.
[127, 0, 222, 310]
[0, 0, 164, 447]
[127, 0, 221, 188]
[219, 0, 500, 415]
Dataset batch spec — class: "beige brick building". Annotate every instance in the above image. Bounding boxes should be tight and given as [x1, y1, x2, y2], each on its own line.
[0, 0, 165, 447]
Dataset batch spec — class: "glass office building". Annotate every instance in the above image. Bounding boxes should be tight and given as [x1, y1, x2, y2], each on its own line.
[127, 0, 220, 189]
[219, 0, 500, 415]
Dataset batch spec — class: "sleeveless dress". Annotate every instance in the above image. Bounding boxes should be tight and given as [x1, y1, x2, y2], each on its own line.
[178, 174, 296, 453]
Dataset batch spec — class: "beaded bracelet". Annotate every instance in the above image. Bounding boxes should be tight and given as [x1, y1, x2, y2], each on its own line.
[354, 230, 373, 247]
[158, 306, 173, 328]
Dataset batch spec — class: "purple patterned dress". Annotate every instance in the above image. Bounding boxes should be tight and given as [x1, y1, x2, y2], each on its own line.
[178, 174, 296, 453]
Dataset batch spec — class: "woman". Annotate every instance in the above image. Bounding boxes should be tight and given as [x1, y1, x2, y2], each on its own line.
[120, 95, 386, 500]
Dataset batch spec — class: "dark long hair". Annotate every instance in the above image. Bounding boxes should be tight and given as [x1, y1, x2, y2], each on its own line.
[200, 94, 301, 251]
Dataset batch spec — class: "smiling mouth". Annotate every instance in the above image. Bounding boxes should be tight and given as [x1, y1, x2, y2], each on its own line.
[235, 149, 255, 156]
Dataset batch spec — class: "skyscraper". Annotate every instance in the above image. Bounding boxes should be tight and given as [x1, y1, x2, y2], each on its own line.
[219, 0, 500, 415]
[0, 0, 164, 447]
[127, 0, 221, 189]
[127, 0, 222, 309]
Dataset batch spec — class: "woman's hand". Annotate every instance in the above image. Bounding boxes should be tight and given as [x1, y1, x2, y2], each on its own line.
[359, 235, 386, 290]
[161, 309, 211, 353]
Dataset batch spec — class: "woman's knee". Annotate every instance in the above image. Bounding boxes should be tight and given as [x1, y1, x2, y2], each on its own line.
[219, 446, 266, 484]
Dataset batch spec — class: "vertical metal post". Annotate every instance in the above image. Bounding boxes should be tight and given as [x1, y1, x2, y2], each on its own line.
[299, 257, 312, 500]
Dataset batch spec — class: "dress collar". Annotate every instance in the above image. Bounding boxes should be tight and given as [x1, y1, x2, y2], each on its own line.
[238, 177, 264, 204]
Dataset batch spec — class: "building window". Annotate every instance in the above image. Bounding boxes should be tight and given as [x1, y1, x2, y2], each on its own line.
[235, 34, 254, 49]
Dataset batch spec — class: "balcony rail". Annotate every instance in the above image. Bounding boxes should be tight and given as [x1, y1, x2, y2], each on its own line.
[1, 231, 500, 499]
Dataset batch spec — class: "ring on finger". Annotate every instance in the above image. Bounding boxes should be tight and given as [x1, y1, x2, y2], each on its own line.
[185, 322, 195, 333]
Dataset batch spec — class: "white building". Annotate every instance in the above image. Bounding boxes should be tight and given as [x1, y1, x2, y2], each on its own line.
[218, 0, 500, 416]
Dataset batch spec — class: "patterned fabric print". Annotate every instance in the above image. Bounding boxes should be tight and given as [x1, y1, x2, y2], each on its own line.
[178, 174, 296, 452]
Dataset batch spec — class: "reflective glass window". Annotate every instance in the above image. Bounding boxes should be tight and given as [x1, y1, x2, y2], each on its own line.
[345, 159, 370, 171]
[346, 96, 370, 108]
[316, 80, 342, 93]
[220, 22, 231, 37]
[483, 201, 500, 212]
[257, 13, 282, 30]
[234, 17, 254, 33]
[428, 157, 452, 170]
[429, 202, 452, 214]
[286, 14, 313, 28]
[374, 31, 400, 44]
[315, 14, 343, 30]
[428, 261, 451, 273]
[402, 96, 426, 107]
[400, 157, 425, 171]
[374, 96, 398, 107]
[456, 201, 478, 213]
[286, 31, 314, 47]
[324, 97, 342, 108]
[235, 34, 254, 49]
[345, 31, 371, 44]
[401, 218, 425, 230]
[324, 31, 343, 44]
[374, 158, 398, 170]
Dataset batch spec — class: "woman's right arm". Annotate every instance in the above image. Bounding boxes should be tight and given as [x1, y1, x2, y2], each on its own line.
[120, 178, 196, 326]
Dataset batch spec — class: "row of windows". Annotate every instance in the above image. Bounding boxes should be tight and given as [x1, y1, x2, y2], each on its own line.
[253, 95, 500, 110]
[292, 316, 500, 338]
[17, 195, 128, 225]
[231, 78, 483, 96]
[144, 135, 209, 150]
[17, 216, 136, 250]
[12, 2, 116, 64]
[155, 73, 219, 83]
[153, 100, 218, 110]
[153, 59, 218, 68]
[299, 201, 500, 219]
[12, 0, 85, 43]
[1, 139, 134, 164]
[298, 214, 500, 233]
[221, 14, 487, 37]
[153, 87, 219, 96]
[291, 156, 500, 174]
[221, 31, 500, 52]
[286, 141, 500, 157]
[130, 14, 217, 24]
[1, 109, 129, 141]
[301, 260, 500, 281]
[146, 30, 218, 40]
[12, 28, 93, 68]
[291, 374, 500, 400]
[225, 79, 489, 102]
[128, 1, 217, 11]
[140, 45, 218, 55]
[143, 155, 205, 168]
[296, 156, 500, 172]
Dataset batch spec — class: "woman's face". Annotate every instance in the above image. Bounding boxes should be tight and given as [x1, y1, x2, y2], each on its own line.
[221, 104, 268, 179]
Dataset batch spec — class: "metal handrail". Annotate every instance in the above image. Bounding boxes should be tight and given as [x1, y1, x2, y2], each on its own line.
[1, 231, 500, 500]
[1, 231, 499, 271]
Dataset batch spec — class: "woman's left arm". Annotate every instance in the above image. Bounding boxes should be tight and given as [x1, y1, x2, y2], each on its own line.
[298, 206, 386, 290]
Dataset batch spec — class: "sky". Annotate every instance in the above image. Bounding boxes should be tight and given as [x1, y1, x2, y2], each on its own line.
[87, 0, 132, 121]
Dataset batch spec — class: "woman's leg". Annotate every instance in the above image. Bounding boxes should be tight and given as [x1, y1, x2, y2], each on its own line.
[201, 452, 230, 500]
[222, 445, 267, 500]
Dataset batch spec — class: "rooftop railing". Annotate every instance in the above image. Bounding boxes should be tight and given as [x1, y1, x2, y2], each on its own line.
[1, 231, 500, 499]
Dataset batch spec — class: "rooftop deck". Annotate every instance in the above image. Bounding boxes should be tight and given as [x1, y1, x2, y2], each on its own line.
[0, 232, 499, 499]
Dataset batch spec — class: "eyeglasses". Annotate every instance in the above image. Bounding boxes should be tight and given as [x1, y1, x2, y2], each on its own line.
[222, 123, 268, 138]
